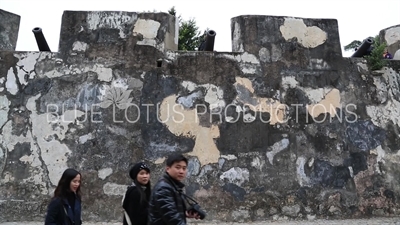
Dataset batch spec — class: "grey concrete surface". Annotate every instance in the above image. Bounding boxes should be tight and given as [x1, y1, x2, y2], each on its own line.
[1, 217, 400, 225]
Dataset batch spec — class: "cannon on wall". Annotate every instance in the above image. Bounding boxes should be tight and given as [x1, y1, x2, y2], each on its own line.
[32, 27, 51, 52]
[351, 38, 374, 58]
[198, 30, 216, 51]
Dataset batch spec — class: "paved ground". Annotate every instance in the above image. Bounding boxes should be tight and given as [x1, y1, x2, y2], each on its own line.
[1, 217, 400, 225]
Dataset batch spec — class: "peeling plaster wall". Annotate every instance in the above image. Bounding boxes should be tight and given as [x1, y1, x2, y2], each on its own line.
[1, 11, 400, 223]
[380, 25, 400, 60]
[0, 9, 20, 51]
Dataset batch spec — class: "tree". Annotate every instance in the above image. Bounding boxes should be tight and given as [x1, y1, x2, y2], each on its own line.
[168, 7, 203, 51]
[344, 40, 362, 51]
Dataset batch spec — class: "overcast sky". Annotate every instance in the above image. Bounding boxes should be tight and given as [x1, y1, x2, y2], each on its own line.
[1, 0, 399, 57]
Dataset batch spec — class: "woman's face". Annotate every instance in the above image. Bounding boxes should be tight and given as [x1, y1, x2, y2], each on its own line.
[137, 170, 150, 185]
[70, 174, 81, 193]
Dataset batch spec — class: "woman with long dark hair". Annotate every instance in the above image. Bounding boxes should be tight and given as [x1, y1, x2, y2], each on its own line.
[122, 162, 151, 225]
[45, 168, 82, 225]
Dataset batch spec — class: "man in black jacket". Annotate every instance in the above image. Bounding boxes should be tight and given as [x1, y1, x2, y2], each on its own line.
[149, 153, 199, 225]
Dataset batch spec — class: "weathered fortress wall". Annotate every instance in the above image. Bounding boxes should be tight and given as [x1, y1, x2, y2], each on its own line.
[1, 9, 400, 222]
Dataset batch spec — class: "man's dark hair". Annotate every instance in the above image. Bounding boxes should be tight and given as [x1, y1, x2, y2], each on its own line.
[166, 153, 188, 167]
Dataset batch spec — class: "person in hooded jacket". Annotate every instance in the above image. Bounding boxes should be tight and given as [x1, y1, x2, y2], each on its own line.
[45, 168, 82, 225]
[122, 162, 151, 225]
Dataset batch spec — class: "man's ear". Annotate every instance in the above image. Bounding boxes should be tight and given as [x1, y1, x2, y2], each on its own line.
[166, 166, 170, 173]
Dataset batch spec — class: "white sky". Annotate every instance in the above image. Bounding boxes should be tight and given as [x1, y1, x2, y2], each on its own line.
[1, 0, 399, 57]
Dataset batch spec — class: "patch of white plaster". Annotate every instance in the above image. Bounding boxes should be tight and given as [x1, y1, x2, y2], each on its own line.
[0, 145, 3, 160]
[0, 95, 10, 128]
[220, 167, 249, 186]
[232, 209, 250, 221]
[43, 62, 113, 81]
[2, 172, 14, 183]
[394, 49, 400, 60]
[72, 41, 88, 52]
[373, 76, 388, 104]
[221, 154, 237, 160]
[259, 47, 270, 62]
[251, 156, 265, 170]
[280, 18, 327, 48]
[133, 19, 160, 39]
[0, 119, 47, 193]
[366, 99, 400, 128]
[235, 52, 261, 74]
[370, 145, 386, 174]
[174, 19, 179, 45]
[282, 76, 299, 90]
[14, 52, 40, 85]
[232, 21, 244, 52]
[296, 156, 311, 187]
[103, 182, 126, 196]
[0, 77, 5, 92]
[181, 81, 198, 92]
[180, 81, 225, 113]
[303, 87, 332, 103]
[202, 84, 225, 112]
[310, 59, 330, 70]
[357, 62, 369, 73]
[165, 50, 177, 61]
[6, 68, 18, 95]
[90, 64, 113, 82]
[177, 91, 202, 108]
[27, 94, 85, 185]
[87, 11, 134, 39]
[384, 27, 400, 46]
[306, 88, 341, 118]
[79, 133, 94, 144]
[98, 168, 113, 180]
[266, 138, 289, 165]
[348, 166, 354, 178]
[155, 157, 166, 164]
[234, 52, 259, 64]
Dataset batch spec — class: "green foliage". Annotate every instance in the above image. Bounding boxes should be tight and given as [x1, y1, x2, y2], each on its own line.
[365, 35, 387, 71]
[168, 7, 176, 16]
[168, 6, 203, 51]
[178, 19, 202, 50]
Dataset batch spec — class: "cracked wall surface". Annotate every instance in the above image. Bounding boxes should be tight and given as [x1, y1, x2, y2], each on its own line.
[1, 10, 400, 223]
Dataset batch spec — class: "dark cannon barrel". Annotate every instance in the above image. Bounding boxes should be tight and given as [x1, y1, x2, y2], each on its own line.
[32, 27, 51, 52]
[198, 30, 216, 51]
[351, 38, 374, 58]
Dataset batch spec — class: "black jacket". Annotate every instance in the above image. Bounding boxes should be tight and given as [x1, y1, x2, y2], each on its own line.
[148, 173, 187, 225]
[44, 194, 82, 225]
[122, 184, 150, 225]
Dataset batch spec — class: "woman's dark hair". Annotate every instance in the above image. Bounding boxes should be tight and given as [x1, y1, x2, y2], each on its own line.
[53, 168, 82, 200]
[133, 174, 151, 205]
[129, 162, 151, 205]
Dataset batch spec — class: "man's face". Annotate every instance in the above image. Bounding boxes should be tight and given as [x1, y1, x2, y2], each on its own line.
[166, 160, 187, 182]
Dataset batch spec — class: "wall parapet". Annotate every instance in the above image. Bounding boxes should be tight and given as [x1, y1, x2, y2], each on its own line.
[1, 10, 400, 223]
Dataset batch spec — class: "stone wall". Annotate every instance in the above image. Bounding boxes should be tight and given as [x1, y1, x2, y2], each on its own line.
[1, 10, 400, 223]
[0, 9, 20, 51]
[380, 25, 400, 60]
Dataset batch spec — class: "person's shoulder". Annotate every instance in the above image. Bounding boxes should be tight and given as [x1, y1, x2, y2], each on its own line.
[153, 178, 174, 191]
[47, 197, 62, 207]
[125, 185, 140, 195]
[50, 197, 62, 202]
